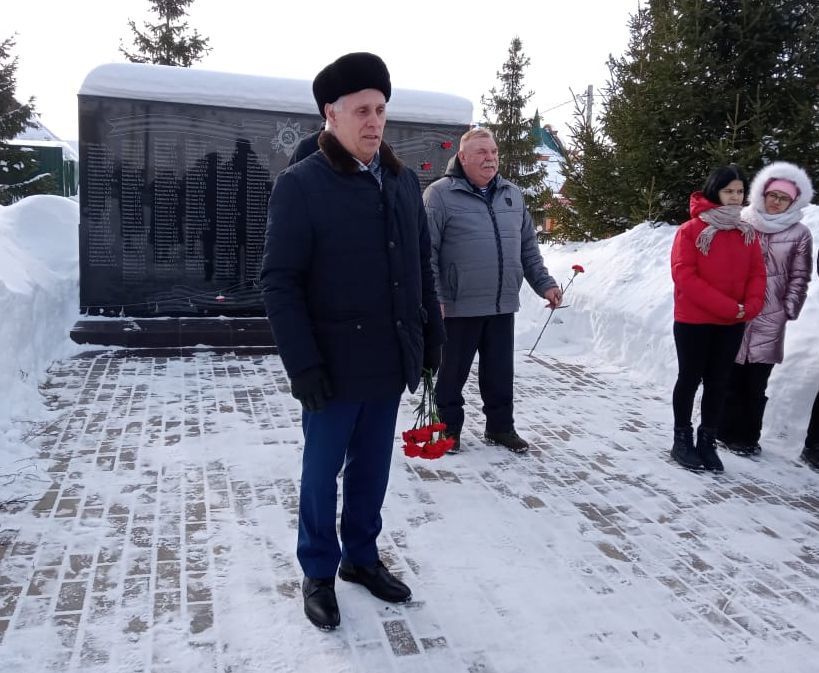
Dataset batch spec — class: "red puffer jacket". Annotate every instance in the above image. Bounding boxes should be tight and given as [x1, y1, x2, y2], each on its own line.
[671, 192, 766, 324]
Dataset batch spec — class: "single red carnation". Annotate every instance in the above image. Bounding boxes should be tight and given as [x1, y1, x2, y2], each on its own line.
[439, 437, 457, 452]
[419, 440, 445, 459]
[414, 426, 434, 442]
[571, 264, 585, 273]
[428, 437, 458, 459]
[403, 442, 423, 458]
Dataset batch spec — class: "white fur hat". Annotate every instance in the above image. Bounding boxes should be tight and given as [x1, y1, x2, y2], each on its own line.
[746, 161, 814, 212]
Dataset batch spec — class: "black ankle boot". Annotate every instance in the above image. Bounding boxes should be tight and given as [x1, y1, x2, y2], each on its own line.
[671, 425, 702, 470]
[302, 576, 340, 630]
[697, 425, 724, 473]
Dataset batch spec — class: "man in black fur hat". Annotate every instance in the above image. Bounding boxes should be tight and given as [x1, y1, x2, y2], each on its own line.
[260, 52, 444, 631]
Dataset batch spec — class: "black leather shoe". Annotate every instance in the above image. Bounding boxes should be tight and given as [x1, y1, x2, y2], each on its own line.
[444, 431, 461, 453]
[302, 576, 340, 630]
[338, 560, 411, 603]
[484, 429, 529, 453]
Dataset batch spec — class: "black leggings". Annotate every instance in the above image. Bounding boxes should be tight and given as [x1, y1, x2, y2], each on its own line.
[719, 362, 774, 444]
[672, 321, 745, 429]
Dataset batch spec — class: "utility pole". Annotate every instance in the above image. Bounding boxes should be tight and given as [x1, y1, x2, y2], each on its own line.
[585, 85, 593, 125]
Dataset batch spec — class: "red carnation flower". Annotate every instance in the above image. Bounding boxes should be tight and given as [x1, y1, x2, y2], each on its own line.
[528, 262, 586, 357]
[403, 441, 423, 458]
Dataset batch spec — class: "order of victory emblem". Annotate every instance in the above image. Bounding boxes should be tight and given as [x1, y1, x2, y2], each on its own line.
[270, 120, 306, 157]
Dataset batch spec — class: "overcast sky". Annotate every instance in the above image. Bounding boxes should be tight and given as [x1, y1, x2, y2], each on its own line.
[5, 0, 639, 141]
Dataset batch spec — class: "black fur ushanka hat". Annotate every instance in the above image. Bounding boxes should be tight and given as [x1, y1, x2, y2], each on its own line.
[312, 52, 391, 118]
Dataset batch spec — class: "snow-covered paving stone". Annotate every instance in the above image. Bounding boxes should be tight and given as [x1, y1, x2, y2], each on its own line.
[0, 350, 818, 673]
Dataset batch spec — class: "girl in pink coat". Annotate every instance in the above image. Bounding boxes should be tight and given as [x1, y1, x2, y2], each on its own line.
[718, 162, 814, 456]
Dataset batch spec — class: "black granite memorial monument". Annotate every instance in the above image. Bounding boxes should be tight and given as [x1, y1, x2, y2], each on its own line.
[71, 63, 472, 349]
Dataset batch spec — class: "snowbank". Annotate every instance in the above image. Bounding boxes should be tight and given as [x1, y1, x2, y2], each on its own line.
[0, 195, 80, 502]
[0, 195, 816, 502]
[520, 205, 819, 444]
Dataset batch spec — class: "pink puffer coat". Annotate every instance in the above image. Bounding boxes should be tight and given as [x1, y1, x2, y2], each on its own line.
[736, 162, 814, 364]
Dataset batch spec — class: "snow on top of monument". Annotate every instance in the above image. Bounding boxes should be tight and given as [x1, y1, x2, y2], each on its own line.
[79, 63, 473, 126]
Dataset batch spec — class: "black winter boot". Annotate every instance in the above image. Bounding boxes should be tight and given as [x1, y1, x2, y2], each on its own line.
[671, 425, 702, 471]
[697, 426, 724, 473]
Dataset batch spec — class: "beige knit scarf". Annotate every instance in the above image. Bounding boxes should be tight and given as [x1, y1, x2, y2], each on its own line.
[696, 205, 755, 255]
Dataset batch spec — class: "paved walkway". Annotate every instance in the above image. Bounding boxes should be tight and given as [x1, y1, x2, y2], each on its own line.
[1, 351, 818, 673]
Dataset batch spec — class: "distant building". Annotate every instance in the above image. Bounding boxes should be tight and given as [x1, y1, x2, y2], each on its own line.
[6, 117, 79, 198]
[529, 110, 567, 240]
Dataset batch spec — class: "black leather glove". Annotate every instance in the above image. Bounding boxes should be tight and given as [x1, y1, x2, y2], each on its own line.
[290, 367, 334, 412]
[423, 343, 442, 376]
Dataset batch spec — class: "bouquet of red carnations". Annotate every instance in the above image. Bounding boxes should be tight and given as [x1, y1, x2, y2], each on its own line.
[402, 369, 456, 459]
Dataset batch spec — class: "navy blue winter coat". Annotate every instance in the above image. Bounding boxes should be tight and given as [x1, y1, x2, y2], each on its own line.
[260, 131, 445, 400]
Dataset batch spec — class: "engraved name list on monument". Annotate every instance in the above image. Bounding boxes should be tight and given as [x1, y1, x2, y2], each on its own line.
[215, 144, 239, 282]
[184, 137, 208, 278]
[153, 137, 181, 277]
[120, 137, 146, 283]
[85, 143, 116, 268]
[244, 148, 270, 281]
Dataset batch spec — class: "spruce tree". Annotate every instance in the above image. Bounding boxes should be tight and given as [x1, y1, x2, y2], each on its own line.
[546, 95, 632, 242]
[566, 0, 819, 229]
[481, 37, 549, 213]
[0, 35, 53, 205]
[120, 0, 211, 67]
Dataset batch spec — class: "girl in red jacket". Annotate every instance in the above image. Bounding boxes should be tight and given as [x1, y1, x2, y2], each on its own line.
[670, 165, 766, 472]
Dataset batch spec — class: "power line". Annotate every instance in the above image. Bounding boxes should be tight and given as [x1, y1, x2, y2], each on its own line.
[539, 98, 575, 114]
[536, 86, 606, 117]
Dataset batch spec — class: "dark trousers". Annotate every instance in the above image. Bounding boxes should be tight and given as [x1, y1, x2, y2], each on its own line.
[297, 396, 401, 579]
[719, 361, 774, 445]
[435, 313, 515, 435]
[806, 389, 819, 448]
[672, 321, 745, 429]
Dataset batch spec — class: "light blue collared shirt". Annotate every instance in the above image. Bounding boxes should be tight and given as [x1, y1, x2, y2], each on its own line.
[355, 151, 382, 188]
